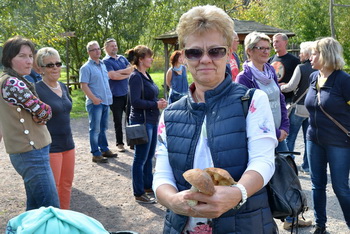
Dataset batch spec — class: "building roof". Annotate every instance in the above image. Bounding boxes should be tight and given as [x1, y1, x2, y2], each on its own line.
[155, 19, 295, 44]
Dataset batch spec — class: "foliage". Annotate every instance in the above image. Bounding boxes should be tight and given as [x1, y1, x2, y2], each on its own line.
[1, 0, 350, 69]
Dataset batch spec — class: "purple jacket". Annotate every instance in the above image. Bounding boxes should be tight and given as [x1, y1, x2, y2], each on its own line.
[236, 61, 289, 139]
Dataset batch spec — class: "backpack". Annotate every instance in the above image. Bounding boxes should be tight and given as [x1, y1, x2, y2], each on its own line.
[241, 88, 308, 227]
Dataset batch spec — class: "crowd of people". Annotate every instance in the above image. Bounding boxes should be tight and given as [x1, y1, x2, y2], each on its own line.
[0, 4, 349, 234]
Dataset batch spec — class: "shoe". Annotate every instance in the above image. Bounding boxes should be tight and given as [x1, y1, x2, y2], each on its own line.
[145, 188, 155, 196]
[102, 150, 118, 158]
[135, 194, 156, 204]
[283, 219, 312, 230]
[313, 225, 326, 234]
[92, 156, 108, 163]
[117, 144, 126, 152]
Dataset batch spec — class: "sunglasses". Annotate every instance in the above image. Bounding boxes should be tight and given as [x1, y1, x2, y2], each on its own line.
[184, 46, 228, 61]
[42, 62, 62, 68]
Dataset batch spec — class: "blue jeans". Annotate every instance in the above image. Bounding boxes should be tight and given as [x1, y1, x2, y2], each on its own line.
[275, 139, 289, 153]
[87, 104, 110, 156]
[131, 122, 158, 197]
[286, 108, 309, 171]
[9, 145, 60, 210]
[307, 140, 350, 228]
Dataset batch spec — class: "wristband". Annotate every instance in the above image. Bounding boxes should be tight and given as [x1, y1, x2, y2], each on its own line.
[231, 183, 247, 209]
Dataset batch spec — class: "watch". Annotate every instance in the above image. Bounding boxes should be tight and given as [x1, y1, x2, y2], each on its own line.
[231, 183, 247, 209]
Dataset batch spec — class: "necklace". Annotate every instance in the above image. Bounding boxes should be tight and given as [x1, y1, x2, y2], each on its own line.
[43, 81, 60, 90]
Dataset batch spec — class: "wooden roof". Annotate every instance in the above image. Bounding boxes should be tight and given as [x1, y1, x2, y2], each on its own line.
[155, 19, 295, 45]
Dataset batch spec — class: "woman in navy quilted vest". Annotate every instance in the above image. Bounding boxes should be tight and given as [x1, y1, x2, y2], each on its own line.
[305, 38, 350, 234]
[153, 5, 278, 234]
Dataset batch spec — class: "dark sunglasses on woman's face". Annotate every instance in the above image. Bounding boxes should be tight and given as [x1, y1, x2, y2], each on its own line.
[41, 62, 63, 68]
[184, 46, 228, 61]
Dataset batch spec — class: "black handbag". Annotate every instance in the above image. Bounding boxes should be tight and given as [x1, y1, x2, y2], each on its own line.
[125, 76, 149, 146]
[125, 123, 148, 146]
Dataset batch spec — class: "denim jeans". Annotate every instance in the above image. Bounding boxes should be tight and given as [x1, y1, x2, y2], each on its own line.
[307, 140, 350, 228]
[9, 145, 60, 210]
[275, 139, 289, 153]
[131, 122, 158, 197]
[110, 95, 127, 146]
[87, 103, 110, 156]
[286, 108, 309, 171]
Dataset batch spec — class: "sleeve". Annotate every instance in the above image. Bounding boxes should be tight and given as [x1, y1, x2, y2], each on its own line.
[280, 66, 301, 93]
[103, 59, 113, 72]
[245, 89, 277, 185]
[236, 73, 254, 88]
[2, 77, 52, 120]
[129, 73, 158, 109]
[153, 112, 178, 192]
[79, 65, 90, 83]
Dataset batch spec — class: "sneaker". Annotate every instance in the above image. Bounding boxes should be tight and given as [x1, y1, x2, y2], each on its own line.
[283, 219, 312, 230]
[117, 144, 126, 152]
[135, 194, 156, 204]
[145, 188, 155, 196]
[102, 150, 118, 158]
[314, 225, 326, 234]
[92, 156, 108, 163]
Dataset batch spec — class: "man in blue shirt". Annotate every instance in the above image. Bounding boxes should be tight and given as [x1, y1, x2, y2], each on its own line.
[102, 38, 133, 152]
[79, 41, 118, 163]
[24, 50, 42, 84]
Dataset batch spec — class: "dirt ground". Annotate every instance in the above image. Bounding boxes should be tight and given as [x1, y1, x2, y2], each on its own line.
[0, 116, 349, 233]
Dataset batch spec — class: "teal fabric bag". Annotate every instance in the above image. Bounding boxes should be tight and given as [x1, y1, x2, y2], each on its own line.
[6, 206, 109, 234]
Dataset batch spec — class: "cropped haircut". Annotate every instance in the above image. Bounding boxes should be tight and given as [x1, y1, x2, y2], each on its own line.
[1, 36, 35, 68]
[299, 41, 313, 59]
[36, 47, 60, 67]
[312, 37, 345, 70]
[126, 45, 153, 66]
[86, 41, 99, 52]
[176, 5, 234, 49]
[170, 50, 182, 67]
[244, 31, 271, 59]
[103, 38, 116, 54]
[273, 33, 288, 41]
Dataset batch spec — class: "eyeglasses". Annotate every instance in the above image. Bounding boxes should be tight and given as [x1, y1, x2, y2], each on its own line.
[89, 48, 101, 52]
[253, 46, 271, 52]
[184, 46, 228, 61]
[42, 62, 63, 68]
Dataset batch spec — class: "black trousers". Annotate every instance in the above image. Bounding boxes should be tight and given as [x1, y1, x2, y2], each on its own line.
[110, 95, 127, 145]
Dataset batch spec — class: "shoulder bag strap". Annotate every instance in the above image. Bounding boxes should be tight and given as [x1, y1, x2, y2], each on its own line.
[294, 87, 309, 105]
[317, 91, 350, 137]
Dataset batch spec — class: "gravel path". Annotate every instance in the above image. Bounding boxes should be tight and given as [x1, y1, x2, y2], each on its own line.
[0, 116, 348, 233]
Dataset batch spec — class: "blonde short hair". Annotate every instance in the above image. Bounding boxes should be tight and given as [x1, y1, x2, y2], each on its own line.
[312, 37, 345, 70]
[244, 31, 271, 59]
[176, 5, 234, 49]
[36, 47, 60, 67]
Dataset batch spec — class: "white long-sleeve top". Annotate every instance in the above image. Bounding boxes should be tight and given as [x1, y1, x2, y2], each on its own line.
[153, 89, 277, 193]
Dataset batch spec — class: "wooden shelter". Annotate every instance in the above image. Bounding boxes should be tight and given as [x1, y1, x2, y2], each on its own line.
[155, 19, 295, 98]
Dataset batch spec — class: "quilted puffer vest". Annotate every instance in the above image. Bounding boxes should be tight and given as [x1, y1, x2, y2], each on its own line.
[163, 77, 276, 234]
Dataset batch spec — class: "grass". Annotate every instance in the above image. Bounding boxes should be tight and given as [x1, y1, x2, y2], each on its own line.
[67, 71, 193, 119]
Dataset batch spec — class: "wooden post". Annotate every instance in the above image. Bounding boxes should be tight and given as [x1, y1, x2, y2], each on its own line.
[163, 43, 169, 99]
[58, 31, 76, 93]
